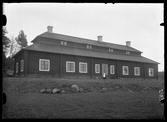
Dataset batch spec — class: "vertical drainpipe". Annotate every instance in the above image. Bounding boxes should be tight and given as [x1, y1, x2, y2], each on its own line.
[24, 50, 27, 76]
[143, 63, 146, 79]
[60, 54, 62, 77]
[13, 57, 15, 76]
[91, 58, 93, 78]
[116, 60, 118, 79]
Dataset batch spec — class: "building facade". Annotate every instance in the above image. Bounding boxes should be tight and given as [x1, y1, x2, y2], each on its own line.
[13, 26, 159, 79]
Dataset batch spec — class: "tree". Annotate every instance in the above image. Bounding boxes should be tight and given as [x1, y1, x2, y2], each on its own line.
[3, 27, 10, 56]
[15, 30, 28, 49]
[8, 35, 21, 58]
[2, 27, 10, 69]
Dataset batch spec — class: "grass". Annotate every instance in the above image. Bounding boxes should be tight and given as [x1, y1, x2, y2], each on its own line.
[2, 77, 164, 119]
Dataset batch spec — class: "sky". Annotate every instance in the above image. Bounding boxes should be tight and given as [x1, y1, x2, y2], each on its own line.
[3, 3, 164, 71]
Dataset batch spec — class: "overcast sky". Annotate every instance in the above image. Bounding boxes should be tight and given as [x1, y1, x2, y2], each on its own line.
[3, 3, 164, 71]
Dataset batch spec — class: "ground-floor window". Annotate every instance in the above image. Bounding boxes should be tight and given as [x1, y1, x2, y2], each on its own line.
[79, 62, 87, 73]
[134, 67, 140, 76]
[148, 68, 154, 76]
[110, 65, 115, 74]
[95, 64, 100, 73]
[39, 59, 50, 71]
[16, 62, 18, 73]
[122, 66, 129, 75]
[20, 60, 24, 72]
[66, 61, 75, 72]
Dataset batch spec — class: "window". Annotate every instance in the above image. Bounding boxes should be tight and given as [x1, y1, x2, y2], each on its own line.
[64, 42, 67, 46]
[134, 67, 140, 76]
[149, 68, 154, 76]
[20, 60, 24, 72]
[126, 51, 130, 54]
[79, 62, 87, 73]
[39, 59, 50, 71]
[122, 66, 129, 75]
[95, 64, 100, 73]
[61, 41, 64, 45]
[86, 45, 92, 49]
[109, 49, 113, 52]
[16, 62, 18, 73]
[66, 61, 75, 72]
[110, 65, 115, 74]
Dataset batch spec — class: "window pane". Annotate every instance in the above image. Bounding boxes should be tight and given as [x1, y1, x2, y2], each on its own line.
[95, 64, 100, 73]
[66, 62, 75, 72]
[123, 66, 128, 75]
[80, 63, 87, 73]
[110, 65, 114, 74]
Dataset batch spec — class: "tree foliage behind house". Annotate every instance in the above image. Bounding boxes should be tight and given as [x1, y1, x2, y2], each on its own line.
[15, 30, 28, 49]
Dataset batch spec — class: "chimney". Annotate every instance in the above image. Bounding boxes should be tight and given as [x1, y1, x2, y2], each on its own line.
[126, 41, 131, 47]
[47, 26, 53, 33]
[97, 35, 103, 42]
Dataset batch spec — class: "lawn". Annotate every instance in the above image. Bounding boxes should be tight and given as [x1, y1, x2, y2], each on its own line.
[2, 77, 165, 119]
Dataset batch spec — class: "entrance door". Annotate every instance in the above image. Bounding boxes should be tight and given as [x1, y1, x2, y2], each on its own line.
[102, 64, 108, 76]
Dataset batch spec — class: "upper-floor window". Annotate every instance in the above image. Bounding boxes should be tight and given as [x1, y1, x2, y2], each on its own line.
[148, 68, 154, 76]
[39, 59, 50, 71]
[126, 51, 130, 54]
[122, 66, 129, 75]
[16, 62, 18, 73]
[61, 41, 67, 45]
[109, 49, 113, 52]
[61, 41, 64, 45]
[86, 45, 92, 49]
[79, 62, 87, 73]
[134, 67, 140, 76]
[110, 65, 115, 74]
[95, 64, 100, 73]
[20, 60, 24, 72]
[64, 42, 67, 46]
[66, 61, 75, 72]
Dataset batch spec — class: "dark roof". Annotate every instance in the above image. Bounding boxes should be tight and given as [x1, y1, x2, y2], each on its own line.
[25, 42, 159, 64]
[32, 32, 142, 53]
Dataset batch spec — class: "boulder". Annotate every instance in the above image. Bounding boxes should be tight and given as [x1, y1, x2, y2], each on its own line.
[61, 90, 66, 94]
[100, 88, 107, 93]
[52, 88, 60, 94]
[45, 88, 52, 94]
[70, 87, 78, 93]
[71, 84, 79, 92]
[40, 88, 46, 93]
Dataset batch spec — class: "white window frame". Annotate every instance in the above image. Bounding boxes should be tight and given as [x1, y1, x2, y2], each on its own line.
[79, 62, 87, 73]
[148, 68, 154, 76]
[39, 59, 50, 71]
[20, 60, 24, 72]
[134, 67, 140, 76]
[95, 64, 100, 73]
[66, 61, 75, 72]
[16, 62, 18, 73]
[110, 65, 115, 74]
[122, 66, 129, 75]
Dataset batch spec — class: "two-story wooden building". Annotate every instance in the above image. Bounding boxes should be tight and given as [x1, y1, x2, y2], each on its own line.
[13, 26, 159, 79]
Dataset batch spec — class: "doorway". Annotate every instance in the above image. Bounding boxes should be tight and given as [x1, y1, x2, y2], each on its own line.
[102, 64, 108, 76]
